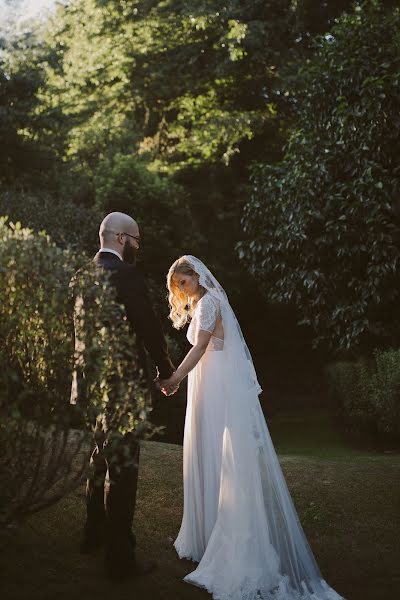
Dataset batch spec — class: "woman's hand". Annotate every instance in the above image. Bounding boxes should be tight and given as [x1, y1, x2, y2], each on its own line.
[159, 373, 180, 396]
[157, 330, 212, 396]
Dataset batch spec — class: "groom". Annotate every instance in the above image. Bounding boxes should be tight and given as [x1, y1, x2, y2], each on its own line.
[72, 211, 176, 581]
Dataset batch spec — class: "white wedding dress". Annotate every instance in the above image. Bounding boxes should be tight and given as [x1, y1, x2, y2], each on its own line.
[174, 256, 345, 600]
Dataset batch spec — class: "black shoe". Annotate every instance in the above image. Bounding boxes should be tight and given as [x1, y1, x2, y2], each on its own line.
[79, 535, 105, 554]
[105, 558, 157, 582]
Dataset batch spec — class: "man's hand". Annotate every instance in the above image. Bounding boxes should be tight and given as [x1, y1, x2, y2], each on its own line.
[154, 373, 179, 396]
[159, 379, 180, 396]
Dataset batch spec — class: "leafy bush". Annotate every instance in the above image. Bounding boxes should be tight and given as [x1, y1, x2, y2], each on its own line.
[326, 349, 400, 438]
[0, 187, 100, 253]
[325, 359, 374, 430]
[238, 2, 400, 351]
[371, 349, 400, 435]
[0, 218, 152, 524]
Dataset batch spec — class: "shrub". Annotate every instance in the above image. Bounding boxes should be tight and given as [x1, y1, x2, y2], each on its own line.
[0, 187, 100, 253]
[326, 359, 374, 430]
[326, 349, 400, 438]
[0, 218, 152, 524]
[371, 349, 400, 435]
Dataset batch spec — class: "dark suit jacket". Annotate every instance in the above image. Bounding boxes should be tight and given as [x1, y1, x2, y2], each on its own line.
[70, 251, 174, 406]
[93, 251, 174, 379]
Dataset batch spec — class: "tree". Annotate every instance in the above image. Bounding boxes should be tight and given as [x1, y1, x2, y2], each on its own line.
[0, 28, 52, 182]
[13, 1, 353, 285]
[238, 1, 400, 352]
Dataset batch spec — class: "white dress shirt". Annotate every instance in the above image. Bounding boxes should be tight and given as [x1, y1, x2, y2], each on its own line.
[99, 247, 123, 261]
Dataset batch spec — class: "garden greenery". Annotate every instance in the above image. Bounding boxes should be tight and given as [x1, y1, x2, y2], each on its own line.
[0, 218, 152, 524]
[1, 0, 400, 452]
[0, 188, 100, 253]
[326, 349, 400, 438]
[238, 2, 400, 351]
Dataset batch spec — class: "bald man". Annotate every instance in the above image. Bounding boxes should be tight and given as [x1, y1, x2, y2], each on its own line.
[77, 212, 175, 581]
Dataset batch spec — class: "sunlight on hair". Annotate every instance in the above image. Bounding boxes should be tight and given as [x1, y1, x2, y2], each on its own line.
[167, 257, 198, 329]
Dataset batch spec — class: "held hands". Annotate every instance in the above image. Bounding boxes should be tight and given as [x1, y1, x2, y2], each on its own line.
[155, 335, 207, 397]
[154, 372, 180, 396]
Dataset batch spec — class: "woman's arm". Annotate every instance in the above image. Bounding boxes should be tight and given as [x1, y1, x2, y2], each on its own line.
[161, 330, 212, 393]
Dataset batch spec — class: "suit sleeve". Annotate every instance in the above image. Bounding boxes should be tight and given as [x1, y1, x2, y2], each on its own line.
[114, 268, 174, 379]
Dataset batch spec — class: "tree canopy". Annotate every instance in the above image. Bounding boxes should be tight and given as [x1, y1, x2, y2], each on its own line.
[239, 1, 400, 352]
[1, 0, 399, 353]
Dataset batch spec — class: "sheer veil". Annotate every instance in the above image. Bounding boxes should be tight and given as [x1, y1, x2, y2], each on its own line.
[183, 255, 262, 394]
[180, 256, 344, 600]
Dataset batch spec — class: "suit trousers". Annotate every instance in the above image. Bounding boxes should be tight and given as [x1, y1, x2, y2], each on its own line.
[85, 414, 140, 567]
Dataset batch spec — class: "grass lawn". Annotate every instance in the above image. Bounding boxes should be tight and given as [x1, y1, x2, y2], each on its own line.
[1, 414, 399, 600]
[266, 409, 396, 458]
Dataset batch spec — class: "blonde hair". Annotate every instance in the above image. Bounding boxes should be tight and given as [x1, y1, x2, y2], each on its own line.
[167, 257, 205, 329]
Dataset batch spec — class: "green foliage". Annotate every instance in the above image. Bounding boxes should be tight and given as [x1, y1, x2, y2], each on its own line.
[26, 0, 351, 190]
[326, 348, 400, 438]
[0, 218, 152, 524]
[372, 349, 400, 435]
[326, 359, 374, 429]
[0, 187, 100, 253]
[0, 29, 52, 183]
[35, 0, 140, 168]
[239, 1, 400, 351]
[93, 153, 192, 280]
[1, 0, 356, 309]
[1, 0, 356, 205]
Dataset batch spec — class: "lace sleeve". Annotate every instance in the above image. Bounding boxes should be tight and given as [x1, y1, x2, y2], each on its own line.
[197, 293, 220, 333]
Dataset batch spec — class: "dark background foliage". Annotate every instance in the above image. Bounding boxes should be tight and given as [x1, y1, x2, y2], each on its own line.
[239, 1, 400, 353]
[1, 0, 399, 437]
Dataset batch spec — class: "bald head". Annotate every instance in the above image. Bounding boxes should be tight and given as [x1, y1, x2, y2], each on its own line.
[99, 212, 138, 243]
[99, 212, 140, 261]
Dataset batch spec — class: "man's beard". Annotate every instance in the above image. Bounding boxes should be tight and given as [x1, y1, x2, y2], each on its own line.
[122, 241, 137, 265]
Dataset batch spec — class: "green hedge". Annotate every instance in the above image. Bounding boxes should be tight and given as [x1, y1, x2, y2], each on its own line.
[0, 218, 152, 524]
[326, 349, 400, 438]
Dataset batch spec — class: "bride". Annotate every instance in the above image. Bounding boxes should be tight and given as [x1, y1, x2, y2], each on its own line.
[159, 255, 345, 600]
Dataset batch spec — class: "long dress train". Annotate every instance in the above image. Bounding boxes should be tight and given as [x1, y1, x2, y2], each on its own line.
[174, 257, 345, 600]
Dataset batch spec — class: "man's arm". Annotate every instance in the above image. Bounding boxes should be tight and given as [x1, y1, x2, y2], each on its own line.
[115, 268, 174, 379]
